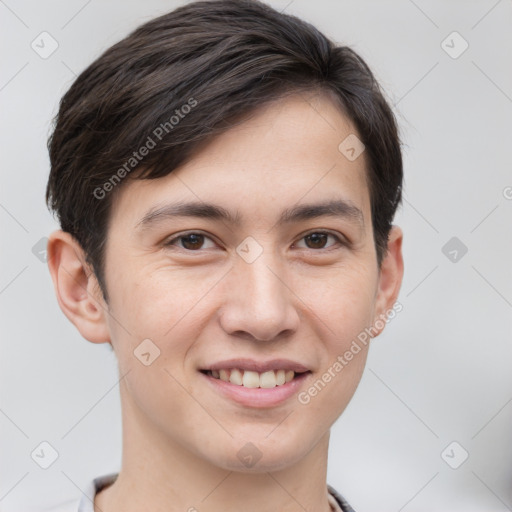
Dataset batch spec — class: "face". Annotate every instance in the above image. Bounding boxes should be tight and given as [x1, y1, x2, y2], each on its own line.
[93, 91, 401, 471]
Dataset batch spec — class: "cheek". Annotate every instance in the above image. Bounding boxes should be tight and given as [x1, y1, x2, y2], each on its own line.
[297, 346, 368, 433]
[105, 265, 209, 429]
[289, 262, 376, 414]
[291, 259, 378, 341]
[108, 261, 223, 341]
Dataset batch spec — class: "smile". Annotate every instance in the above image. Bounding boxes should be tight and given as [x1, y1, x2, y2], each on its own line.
[199, 359, 312, 408]
[205, 368, 300, 388]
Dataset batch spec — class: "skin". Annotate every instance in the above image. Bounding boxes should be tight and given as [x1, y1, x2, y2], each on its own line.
[48, 90, 403, 512]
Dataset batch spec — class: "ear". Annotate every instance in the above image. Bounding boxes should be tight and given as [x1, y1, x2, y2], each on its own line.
[371, 225, 404, 337]
[47, 230, 110, 344]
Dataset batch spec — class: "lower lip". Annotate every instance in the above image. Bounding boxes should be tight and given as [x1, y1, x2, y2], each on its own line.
[200, 371, 310, 408]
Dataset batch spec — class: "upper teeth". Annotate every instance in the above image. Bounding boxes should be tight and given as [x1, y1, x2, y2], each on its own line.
[210, 369, 295, 388]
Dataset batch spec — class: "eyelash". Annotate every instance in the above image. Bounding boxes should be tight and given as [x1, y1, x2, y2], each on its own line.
[163, 230, 347, 252]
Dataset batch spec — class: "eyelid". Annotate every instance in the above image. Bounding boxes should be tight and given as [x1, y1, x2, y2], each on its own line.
[293, 229, 348, 249]
[163, 230, 219, 249]
[299, 228, 347, 240]
[163, 229, 349, 251]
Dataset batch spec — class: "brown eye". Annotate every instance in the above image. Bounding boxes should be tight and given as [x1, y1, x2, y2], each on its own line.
[180, 234, 204, 250]
[304, 233, 328, 249]
[295, 232, 342, 250]
[164, 232, 216, 251]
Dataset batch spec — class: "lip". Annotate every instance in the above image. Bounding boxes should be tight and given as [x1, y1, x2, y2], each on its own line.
[200, 371, 311, 408]
[199, 359, 312, 408]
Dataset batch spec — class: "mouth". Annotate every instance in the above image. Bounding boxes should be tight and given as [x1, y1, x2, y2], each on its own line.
[200, 368, 310, 389]
[199, 359, 312, 408]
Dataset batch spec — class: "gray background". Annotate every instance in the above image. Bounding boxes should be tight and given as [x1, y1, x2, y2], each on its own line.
[1, 0, 511, 510]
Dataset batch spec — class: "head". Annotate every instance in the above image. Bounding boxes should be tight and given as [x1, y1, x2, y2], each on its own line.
[46, 0, 404, 472]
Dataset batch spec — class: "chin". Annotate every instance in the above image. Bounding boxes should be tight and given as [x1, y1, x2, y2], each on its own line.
[205, 430, 318, 473]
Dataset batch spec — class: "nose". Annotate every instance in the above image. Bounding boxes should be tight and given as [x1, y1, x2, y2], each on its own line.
[218, 252, 300, 342]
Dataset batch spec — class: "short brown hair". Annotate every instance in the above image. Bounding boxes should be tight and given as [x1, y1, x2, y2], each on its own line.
[46, 0, 403, 300]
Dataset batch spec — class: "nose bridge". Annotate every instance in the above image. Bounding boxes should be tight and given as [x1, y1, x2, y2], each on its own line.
[220, 243, 298, 341]
[244, 252, 285, 303]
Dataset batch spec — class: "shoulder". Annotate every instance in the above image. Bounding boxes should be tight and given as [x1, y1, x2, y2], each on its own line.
[327, 484, 357, 512]
[42, 473, 118, 512]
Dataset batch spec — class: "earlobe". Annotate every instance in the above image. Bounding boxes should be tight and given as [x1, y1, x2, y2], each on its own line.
[372, 225, 404, 337]
[47, 230, 110, 344]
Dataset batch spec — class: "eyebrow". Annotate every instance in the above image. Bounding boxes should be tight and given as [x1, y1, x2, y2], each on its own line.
[136, 199, 364, 230]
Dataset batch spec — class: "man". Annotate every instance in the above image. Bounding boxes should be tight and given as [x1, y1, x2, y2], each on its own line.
[45, 1, 404, 510]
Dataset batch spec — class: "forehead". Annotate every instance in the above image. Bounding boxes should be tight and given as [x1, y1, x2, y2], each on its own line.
[111, 91, 371, 230]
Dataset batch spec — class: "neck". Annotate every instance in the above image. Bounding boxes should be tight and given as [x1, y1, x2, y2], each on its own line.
[95, 387, 333, 512]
